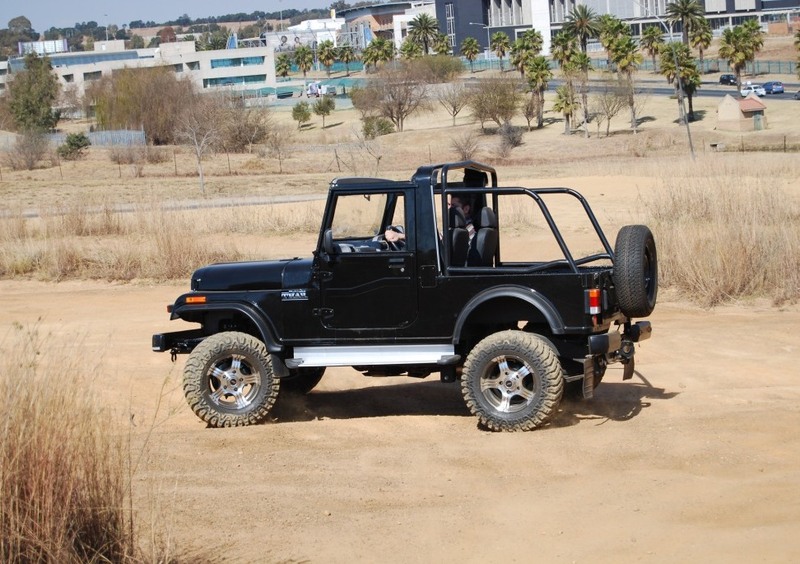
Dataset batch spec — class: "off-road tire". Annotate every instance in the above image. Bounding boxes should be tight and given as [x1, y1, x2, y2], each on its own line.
[281, 367, 325, 394]
[461, 330, 564, 431]
[613, 225, 658, 318]
[183, 332, 279, 427]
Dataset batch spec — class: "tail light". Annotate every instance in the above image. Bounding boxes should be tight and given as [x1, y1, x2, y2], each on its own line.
[586, 288, 601, 315]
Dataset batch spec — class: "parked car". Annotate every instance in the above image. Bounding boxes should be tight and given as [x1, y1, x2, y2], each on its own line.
[719, 73, 737, 86]
[795, 91, 800, 100]
[740, 84, 766, 97]
[762, 81, 784, 94]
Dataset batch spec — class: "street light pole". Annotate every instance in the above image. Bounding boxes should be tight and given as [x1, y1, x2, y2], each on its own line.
[468, 22, 490, 58]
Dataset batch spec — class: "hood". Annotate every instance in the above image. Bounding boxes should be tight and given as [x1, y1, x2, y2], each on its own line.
[191, 258, 313, 292]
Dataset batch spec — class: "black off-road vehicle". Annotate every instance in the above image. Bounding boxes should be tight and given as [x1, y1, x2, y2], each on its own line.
[153, 161, 656, 431]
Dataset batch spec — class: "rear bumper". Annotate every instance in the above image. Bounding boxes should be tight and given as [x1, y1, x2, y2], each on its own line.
[587, 321, 651, 355]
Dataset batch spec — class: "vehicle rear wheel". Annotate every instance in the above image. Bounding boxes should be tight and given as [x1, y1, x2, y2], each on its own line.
[281, 367, 325, 394]
[461, 330, 564, 431]
[183, 332, 279, 427]
[613, 225, 658, 318]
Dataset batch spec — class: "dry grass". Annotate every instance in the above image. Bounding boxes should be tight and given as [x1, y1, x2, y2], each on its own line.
[0, 323, 131, 562]
[641, 156, 800, 306]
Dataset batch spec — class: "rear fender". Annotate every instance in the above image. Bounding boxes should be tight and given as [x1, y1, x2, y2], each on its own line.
[452, 285, 564, 344]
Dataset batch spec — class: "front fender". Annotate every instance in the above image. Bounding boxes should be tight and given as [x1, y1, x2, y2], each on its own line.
[452, 285, 565, 343]
[172, 301, 283, 353]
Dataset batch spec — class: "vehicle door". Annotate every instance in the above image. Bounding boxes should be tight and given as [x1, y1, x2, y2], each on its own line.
[316, 190, 417, 331]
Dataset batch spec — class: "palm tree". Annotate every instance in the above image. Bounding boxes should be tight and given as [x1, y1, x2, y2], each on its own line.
[407, 13, 439, 55]
[640, 25, 665, 73]
[275, 53, 292, 78]
[362, 37, 395, 71]
[432, 32, 451, 56]
[741, 19, 764, 76]
[610, 35, 644, 131]
[509, 29, 543, 77]
[460, 36, 481, 73]
[665, 0, 705, 46]
[564, 5, 600, 53]
[338, 44, 355, 76]
[400, 38, 422, 60]
[317, 40, 336, 77]
[689, 18, 712, 73]
[718, 26, 750, 90]
[552, 83, 580, 135]
[294, 45, 314, 78]
[598, 14, 628, 70]
[550, 31, 578, 69]
[525, 55, 552, 129]
[490, 31, 510, 71]
[660, 41, 700, 122]
[571, 52, 592, 138]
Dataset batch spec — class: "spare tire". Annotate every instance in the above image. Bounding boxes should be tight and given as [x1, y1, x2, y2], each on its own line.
[613, 225, 658, 318]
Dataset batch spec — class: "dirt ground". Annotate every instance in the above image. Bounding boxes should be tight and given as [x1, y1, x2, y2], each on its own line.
[2, 173, 799, 562]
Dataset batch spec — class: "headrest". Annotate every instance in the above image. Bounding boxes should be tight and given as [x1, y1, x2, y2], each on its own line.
[480, 206, 497, 229]
[449, 205, 466, 228]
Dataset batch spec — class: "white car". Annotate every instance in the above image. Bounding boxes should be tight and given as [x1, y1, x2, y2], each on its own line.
[740, 84, 766, 97]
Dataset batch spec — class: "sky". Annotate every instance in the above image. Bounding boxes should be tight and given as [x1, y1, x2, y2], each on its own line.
[3, 0, 334, 32]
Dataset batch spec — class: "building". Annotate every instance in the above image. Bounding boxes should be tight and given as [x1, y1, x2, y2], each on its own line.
[337, 1, 435, 50]
[0, 39, 276, 101]
[436, 0, 800, 56]
[717, 93, 768, 130]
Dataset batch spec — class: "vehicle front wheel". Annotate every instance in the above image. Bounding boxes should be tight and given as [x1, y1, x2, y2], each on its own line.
[461, 331, 564, 431]
[183, 332, 279, 427]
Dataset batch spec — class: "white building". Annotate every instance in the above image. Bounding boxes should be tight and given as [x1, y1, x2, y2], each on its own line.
[0, 39, 276, 100]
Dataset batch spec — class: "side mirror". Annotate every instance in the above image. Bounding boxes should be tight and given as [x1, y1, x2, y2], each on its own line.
[323, 229, 336, 256]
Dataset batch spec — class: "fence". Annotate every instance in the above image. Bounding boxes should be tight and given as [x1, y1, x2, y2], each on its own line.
[0, 130, 146, 150]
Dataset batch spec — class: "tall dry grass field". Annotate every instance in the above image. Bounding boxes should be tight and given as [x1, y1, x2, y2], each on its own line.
[0, 324, 131, 562]
[642, 155, 800, 306]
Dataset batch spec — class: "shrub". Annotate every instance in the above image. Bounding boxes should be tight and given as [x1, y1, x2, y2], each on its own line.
[362, 116, 394, 139]
[497, 122, 523, 157]
[292, 101, 311, 129]
[56, 132, 91, 160]
[3, 130, 49, 170]
[450, 130, 479, 160]
[408, 55, 464, 83]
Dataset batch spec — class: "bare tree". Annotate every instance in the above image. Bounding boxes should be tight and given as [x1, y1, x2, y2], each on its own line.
[467, 76, 523, 132]
[178, 95, 224, 194]
[265, 125, 294, 174]
[3, 130, 49, 171]
[450, 130, 480, 160]
[360, 63, 430, 132]
[590, 80, 626, 137]
[220, 100, 271, 153]
[436, 83, 469, 126]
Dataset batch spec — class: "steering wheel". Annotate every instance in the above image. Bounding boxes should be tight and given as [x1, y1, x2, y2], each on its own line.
[376, 226, 405, 251]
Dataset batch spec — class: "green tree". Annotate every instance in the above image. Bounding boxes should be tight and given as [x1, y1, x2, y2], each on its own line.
[7, 53, 61, 131]
[338, 44, 355, 76]
[460, 36, 481, 73]
[313, 96, 335, 128]
[550, 31, 578, 68]
[689, 18, 712, 72]
[292, 101, 311, 129]
[407, 13, 439, 55]
[564, 5, 600, 53]
[128, 34, 145, 49]
[294, 45, 314, 77]
[362, 37, 394, 71]
[275, 53, 292, 78]
[317, 40, 336, 77]
[490, 31, 510, 71]
[525, 55, 552, 129]
[640, 25, 665, 73]
[665, 0, 705, 46]
[57, 132, 91, 160]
